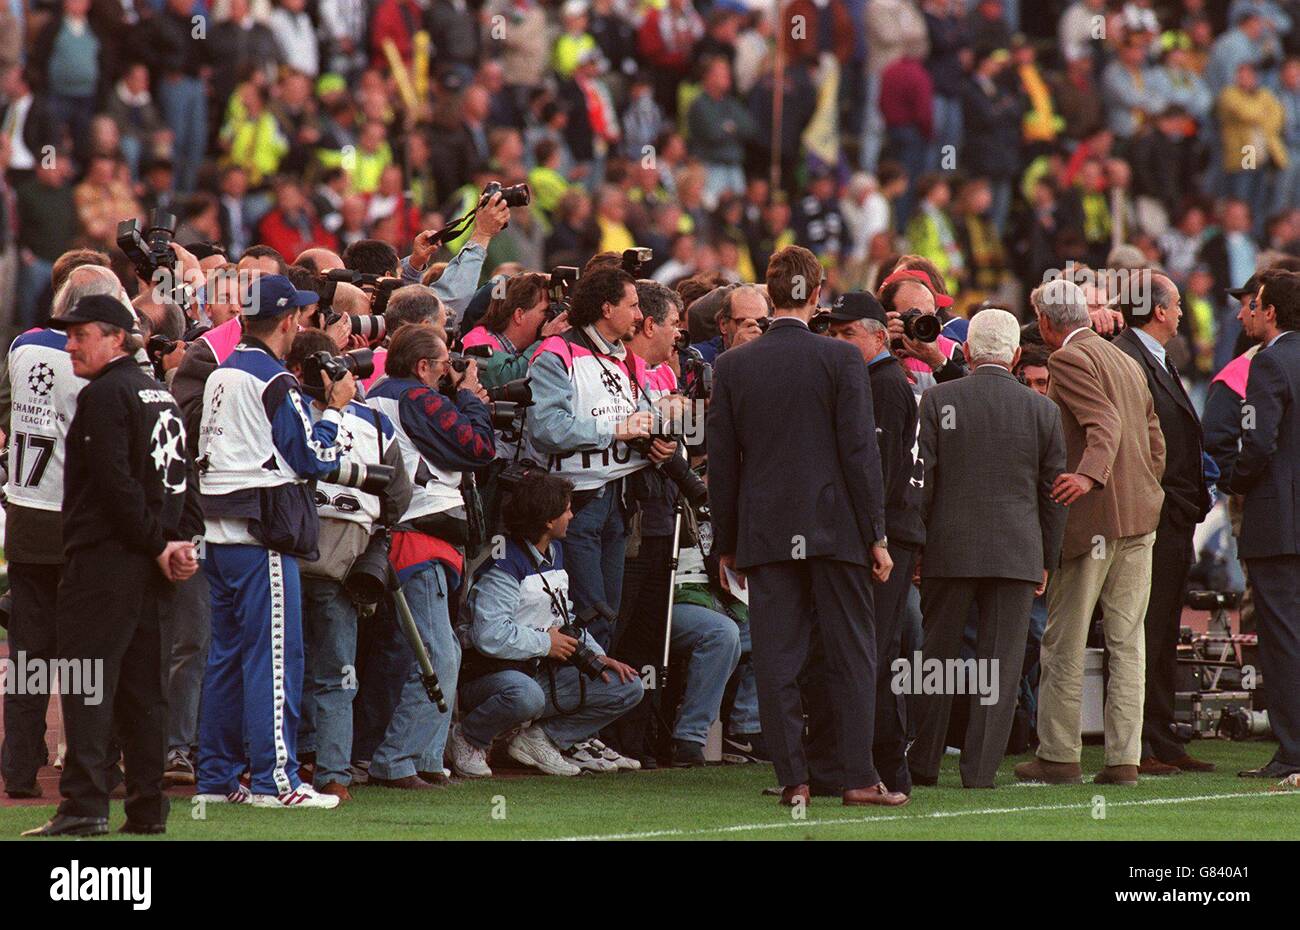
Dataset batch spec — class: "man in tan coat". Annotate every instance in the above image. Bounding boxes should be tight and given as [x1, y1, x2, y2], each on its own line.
[1016, 278, 1166, 787]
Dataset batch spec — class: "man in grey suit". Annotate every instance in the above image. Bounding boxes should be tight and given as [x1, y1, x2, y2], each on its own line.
[909, 309, 1068, 789]
[707, 246, 908, 808]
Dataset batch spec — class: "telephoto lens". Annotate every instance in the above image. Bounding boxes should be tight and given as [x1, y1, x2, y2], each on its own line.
[324, 461, 395, 495]
[350, 314, 387, 342]
[344, 532, 391, 606]
[481, 180, 531, 208]
[487, 377, 532, 405]
[563, 612, 611, 680]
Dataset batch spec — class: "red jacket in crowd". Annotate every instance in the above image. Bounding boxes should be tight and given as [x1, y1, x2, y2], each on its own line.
[880, 57, 935, 139]
[257, 209, 338, 260]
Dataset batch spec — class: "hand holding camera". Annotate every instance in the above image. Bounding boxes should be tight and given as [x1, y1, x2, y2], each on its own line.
[471, 190, 512, 245]
[615, 410, 655, 443]
[322, 367, 357, 411]
[547, 627, 580, 661]
[541, 309, 569, 338]
[887, 307, 945, 368]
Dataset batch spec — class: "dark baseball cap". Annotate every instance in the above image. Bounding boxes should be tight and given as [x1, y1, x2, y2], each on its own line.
[1226, 275, 1258, 299]
[827, 291, 887, 325]
[242, 273, 318, 319]
[50, 294, 136, 331]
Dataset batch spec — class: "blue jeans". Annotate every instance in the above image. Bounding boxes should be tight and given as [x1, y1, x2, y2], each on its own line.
[704, 162, 746, 208]
[1224, 169, 1272, 239]
[1278, 153, 1300, 209]
[728, 618, 760, 734]
[670, 603, 741, 744]
[927, 95, 963, 173]
[369, 564, 460, 780]
[989, 178, 1013, 238]
[157, 75, 207, 193]
[460, 664, 642, 750]
[562, 480, 626, 650]
[1020, 594, 1048, 729]
[299, 576, 359, 787]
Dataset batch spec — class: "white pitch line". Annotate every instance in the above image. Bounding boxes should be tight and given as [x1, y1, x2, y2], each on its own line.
[548, 789, 1298, 841]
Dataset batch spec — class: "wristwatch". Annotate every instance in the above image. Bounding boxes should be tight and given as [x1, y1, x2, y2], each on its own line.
[873, 537, 889, 549]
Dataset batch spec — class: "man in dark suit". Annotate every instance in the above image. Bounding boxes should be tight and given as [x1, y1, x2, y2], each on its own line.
[822, 291, 925, 795]
[707, 246, 907, 808]
[908, 309, 1067, 789]
[1219, 269, 1300, 779]
[1114, 273, 1215, 775]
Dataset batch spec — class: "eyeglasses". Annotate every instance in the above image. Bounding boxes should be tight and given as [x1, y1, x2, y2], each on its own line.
[425, 355, 450, 368]
[1249, 299, 1259, 312]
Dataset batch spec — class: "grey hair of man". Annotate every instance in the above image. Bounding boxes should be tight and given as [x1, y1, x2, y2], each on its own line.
[385, 284, 445, 334]
[52, 264, 131, 320]
[720, 283, 773, 320]
[965, 307, 1021, 366]
[1030, 278, 1091, 331]
[635, 279, 684, 326]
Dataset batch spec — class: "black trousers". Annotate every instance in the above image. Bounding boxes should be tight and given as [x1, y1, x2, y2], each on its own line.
[748, 558, 878, 790]
[56, 542, 171, 823]
[1248, 555, 1300, 769]
[1141, 517, 1195, 762]
[806, 544, 917, 793]
[911, 576, 1036, 788]
[1, 562, 61, 792]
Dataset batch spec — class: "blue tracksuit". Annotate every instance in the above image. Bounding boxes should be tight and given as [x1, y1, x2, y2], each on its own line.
[195, 340, 345, 796]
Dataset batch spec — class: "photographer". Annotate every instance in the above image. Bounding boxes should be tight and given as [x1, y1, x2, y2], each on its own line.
[523, 265, 660, 649]
[285, 331, 412, 802]
[615, 281, 741, 768]
[194, 274, 356, 810]
[451, 471, 643, 778]
[363, 325, 496, 788]
[400, 191, 512, 325]
[463, 272, 570, 389]
[359, 285, 448, 390]
[878, 269, 968, 393]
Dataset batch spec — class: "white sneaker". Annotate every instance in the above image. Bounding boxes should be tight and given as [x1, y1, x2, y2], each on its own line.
[506, 725, 581, 776]
[587, 738, 641, 771]
[563, 740, 618, 773]
[250, 783, 341, 809]
[194, 785, 253, 805]
[449, 724, 493, 779]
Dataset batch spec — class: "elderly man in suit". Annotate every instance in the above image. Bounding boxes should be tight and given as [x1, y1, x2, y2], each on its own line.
[1113, 272, 1215, 776]
[707, 246, 908, 808]
[1219, 269, 1300, 779]
[1016, 278, 1166, 788]
[908, 309, 1067, 789]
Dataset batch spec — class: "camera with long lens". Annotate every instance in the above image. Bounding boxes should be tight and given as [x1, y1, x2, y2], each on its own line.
[303, 348, 375, 388]
[628, 412, 709, 511]
[146, 334, 180, 379]
[546, 265, 580, 321]
[891, 307, 942, 350]
[481, 180, 531, 209]
[350, 314, 387, 341]
[322, 460, 395, 496]
[564, 604, 615, 679]
[1218, 707, 1272, 741]
[323, 269, 404, 315]
[809, 310, 833, 335]
[487, 377, 532, 405]
[344, 530, 391, 607]
[621, 247, 653, 277]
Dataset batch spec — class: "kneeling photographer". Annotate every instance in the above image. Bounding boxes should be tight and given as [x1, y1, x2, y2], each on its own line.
[610, 281, 740, 769]
[452, 470, 643, 778]
[362, 325, 496, 788]
[284, 332, 412, 802]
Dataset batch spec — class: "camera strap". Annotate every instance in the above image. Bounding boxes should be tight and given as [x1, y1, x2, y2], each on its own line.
[575, 327, 645, 408]
[525, 542, 587, 716]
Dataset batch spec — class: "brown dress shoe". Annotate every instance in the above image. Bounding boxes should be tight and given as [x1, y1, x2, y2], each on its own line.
[417, 771, 455, 787]
[779, 784, 811, 807]
[1014, 758, 1083, 784]
[1139, 757, 1180, 776]
[318, 782, 352, 802]
[1166, 754, 1216, 773]
[1094, 764, 1139, 786]
[843, 783, 910, 807]
[369, 774, 437, 790]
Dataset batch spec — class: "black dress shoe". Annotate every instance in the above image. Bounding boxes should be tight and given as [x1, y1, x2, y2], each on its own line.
[670, 740, 706, 768]
[5, 785, 42, 799]
[22, 814, 109, 837]
[119, 821, 166, 835]
[1238, 762, 1300, 778]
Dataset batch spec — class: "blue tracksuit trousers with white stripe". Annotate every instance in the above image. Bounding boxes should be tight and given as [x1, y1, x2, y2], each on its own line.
[197, 543, 304, 796]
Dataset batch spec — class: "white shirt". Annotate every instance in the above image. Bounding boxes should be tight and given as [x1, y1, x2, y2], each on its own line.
[5, 94, 34, 170]
[1061, 326, 1091, 348]
[1267, 330, 1297, 348]
[1133, 326, 1167, 369]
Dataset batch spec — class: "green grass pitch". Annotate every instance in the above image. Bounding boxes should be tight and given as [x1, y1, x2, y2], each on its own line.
[2, 740, 1297, 841]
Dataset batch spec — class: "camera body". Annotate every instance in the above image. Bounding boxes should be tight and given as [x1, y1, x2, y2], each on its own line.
[323, 269, 404, 315]
[304, 348, 375, 387]
[621, 247, 653, 277]
[546, 265, 580, 320]
[482, 180, 531, 209]
[117, 209, 178, 283]
[896, 307, 942, 344]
